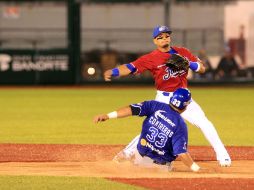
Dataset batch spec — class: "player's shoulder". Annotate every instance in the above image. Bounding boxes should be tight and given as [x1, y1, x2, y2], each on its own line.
[136, 50, 156, 61]
[176, 114, 187, 130]
[145, 100, 169, 108]
[143, 49, 161, 58]
[171, 46, 195, 60]
[150, 100, 168, 105]
[172, 46, 191, 54]
[145, 100, 165, 105]
[168, 106, 185, 121]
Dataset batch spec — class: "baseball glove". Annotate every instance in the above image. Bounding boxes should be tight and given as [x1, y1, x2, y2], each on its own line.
[166, 54, 189, 72]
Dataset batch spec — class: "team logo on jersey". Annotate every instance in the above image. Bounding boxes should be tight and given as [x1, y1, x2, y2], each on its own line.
[163, 67, 187, 80]
[154, 110, 176, 127]
[154, 110, 166, 119]
[170, 69, 186, 76]
[140, 138, 147, 146]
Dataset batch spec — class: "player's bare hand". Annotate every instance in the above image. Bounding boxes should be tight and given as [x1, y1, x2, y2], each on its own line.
[104, 70, 112, 81]
[93, 114, 109, 123]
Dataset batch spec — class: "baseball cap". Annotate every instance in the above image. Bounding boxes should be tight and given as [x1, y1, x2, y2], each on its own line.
[153, 25, 172, 38]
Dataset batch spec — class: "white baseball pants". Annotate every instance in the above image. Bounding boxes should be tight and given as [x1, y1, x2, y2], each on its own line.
[133, 149, 172, 172]
[122, 90, 231, 162]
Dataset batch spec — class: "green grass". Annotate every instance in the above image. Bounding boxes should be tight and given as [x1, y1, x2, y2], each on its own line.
[0, 176, 146, 190]
[0, 87, 253, 146]
[0, 87, 253, 190]
[187, 88, 254, 146]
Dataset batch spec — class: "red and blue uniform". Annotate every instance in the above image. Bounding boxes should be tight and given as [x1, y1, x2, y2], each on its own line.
[131, 46, 198, 92]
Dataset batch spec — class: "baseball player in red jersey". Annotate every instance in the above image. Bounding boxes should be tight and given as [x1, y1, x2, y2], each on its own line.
[104, 25, 231, 167]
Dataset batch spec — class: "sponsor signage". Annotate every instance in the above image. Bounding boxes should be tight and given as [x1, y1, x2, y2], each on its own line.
[0, 54, 68, 72]
[0, 50, 73, 84]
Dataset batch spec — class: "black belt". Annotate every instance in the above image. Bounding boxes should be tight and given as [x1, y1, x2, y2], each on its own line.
[162, 92, 170, 96]
[139, 152, 170, 166]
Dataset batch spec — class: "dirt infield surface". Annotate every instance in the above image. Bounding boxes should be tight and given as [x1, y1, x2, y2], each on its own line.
[0, 144, 253, 190]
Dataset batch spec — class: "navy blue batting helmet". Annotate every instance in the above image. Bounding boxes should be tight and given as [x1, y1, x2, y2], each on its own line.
[170, 88, 191, 110]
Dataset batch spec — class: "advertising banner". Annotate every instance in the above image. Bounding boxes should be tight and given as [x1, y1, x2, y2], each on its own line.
[0, 49, 73, 84]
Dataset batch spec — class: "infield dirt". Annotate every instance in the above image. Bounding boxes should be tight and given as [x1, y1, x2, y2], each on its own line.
[0, 144, 253, 190]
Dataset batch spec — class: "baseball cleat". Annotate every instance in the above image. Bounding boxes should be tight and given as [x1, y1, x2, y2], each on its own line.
[219, 158, 231, 167]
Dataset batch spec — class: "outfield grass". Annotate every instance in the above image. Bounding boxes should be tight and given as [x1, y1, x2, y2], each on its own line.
[0, 176, 146, 190]
[0, 86, 253, 190]
[0, 87, 253, 146]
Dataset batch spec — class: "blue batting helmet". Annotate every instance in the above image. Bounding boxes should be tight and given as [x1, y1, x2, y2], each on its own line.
[170, 88, 191, 110]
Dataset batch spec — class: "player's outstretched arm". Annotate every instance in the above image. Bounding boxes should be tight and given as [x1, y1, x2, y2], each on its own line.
[178, 152, 200, 172]
[93, 106, 132, 123]
[104, 64, 133, 81]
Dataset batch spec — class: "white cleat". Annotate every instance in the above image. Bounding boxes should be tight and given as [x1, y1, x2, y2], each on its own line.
[219, 158, 231, 167]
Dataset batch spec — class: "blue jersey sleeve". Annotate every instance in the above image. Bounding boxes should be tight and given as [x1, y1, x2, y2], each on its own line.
[130, 101, 157, 117]
[171, 118, 188, 156]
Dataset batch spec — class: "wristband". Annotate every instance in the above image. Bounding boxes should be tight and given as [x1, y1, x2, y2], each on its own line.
[190, 162, 200, 172]
[125, 63, 137, 74]
[189, 62, 200, 72]
[111, 68, 120, 77]
[107, 111, 118, 119]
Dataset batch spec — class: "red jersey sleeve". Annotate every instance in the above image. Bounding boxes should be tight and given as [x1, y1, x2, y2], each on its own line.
[131, 54, 153, 74]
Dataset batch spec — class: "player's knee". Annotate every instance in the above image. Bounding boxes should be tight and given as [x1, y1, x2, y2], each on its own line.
[192, 117, 213, 129]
